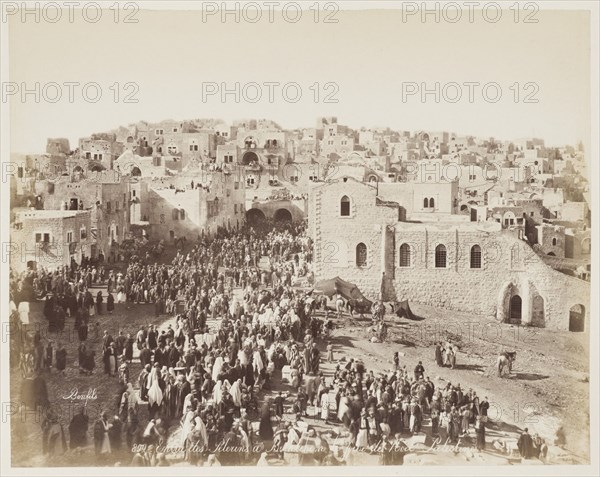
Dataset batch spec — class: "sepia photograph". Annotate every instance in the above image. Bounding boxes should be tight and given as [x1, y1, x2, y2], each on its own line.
[0, 1, 598, 475]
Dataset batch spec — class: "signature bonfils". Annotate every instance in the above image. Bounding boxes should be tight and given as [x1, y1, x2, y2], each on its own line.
[62, 387, 98, 403]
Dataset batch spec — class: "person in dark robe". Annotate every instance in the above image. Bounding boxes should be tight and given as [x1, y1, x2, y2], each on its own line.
[258, 399, 274, 441]
[115, 331, 126, 358]
[303, 346, 312, 374]
[102, 330, 114, 353]
[274, 392, 285, 418]
[44, 295, 55, 323]
[475, 416, 486, 451]
[78, 343, 88, 373]
[310, 343, 320, 374]
[480, 396, 490, 419]
[96, 291, 103, 315]
[109, 415, 123, 451]
[414, 361, 425, 380]
[168, 345, 181, 368]
[220, 391, 236, 431]
[41, 407, 67, 455]
[103, 342, 117, 376]
[107, 293, 115, 314]
[21, 374, 47, 410]
[78, 320, 89, 341]
[124, 334, 134, 362]
[139, 344, 153, 368]
[163, 377, 177, 420]
[177, 378, 191, 417]
[518, 428, 534, 459]
[435, 343, 444, 367]
[154, 345, 167, 368]
[139, 364, 151, 401]
[430, 398, 440, 435]
[147, 325, 158, 350]
[55, 342, 67, 375]
[69, 407, 89, 449]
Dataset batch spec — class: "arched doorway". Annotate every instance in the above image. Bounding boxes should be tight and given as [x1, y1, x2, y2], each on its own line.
[131, 166, 142, 177]
[246, 208, 266, 224]
[242, 151, 259, 165]
[531, 294, 545, 327]
[569, 304, 585, 332]
[274, 208, 292, 222]
[509, 295, 522, 323]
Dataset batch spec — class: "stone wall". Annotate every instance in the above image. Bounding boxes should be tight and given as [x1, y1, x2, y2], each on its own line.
[11, 211, 92, 272]
[143, 172, 246, 241]
[310, 179, 590, 331]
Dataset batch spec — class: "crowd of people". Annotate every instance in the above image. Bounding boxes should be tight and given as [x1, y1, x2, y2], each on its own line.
[8, 219, 550, 466]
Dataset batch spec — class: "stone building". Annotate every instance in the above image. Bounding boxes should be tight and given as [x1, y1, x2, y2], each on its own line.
[139, 170, 246, 241]
[11, 209, 93, 272]
[216, 144, 240, 168]
[78, 134, 123, 170]
[536, 223, 566, 258]
[39, 174, 131, 262]
[309, 178, 590, 331]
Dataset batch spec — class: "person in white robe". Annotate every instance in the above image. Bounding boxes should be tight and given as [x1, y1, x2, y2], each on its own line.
[230, 379, 242, 408]
[320, 392, 330, 422]
[194, 416, 208, 448]
[356, 412, 369, 448]
[287, 426, 300, 445]
[147, 368, 163, 407]
[211, 356, 223, 382]
[180, 408, 195, 447]
[212, 380, 223, 404]
[337, 395, 350, 423]
[18, 301, 30, 325]
[253, 350, 265, 375]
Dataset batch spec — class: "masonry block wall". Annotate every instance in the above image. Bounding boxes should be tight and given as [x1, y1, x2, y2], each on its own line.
[11, 211, 93, 273]
[310, 179, 590, 331]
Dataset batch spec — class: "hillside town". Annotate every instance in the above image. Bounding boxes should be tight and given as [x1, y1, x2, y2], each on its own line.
[8, 116, 591, 467]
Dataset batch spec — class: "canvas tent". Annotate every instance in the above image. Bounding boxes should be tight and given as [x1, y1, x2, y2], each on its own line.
[313, 276, 372, 307]
[393, 300, 416, 320]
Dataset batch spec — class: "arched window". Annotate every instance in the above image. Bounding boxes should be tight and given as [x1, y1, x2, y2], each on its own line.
[552, 237, 557, 246]
[435, 244, 447, 268]
[340, 195, 351, 216]
[356, 243, 367, 267]
[172, 208, 179, 220]
[581, 237, 591, 253]
[429, 197, 435, 208]
[399, 243, 411, 267]
[470, 244, 482, 269]
[423, 197, 429, 208]
[180, 209, 185, 220]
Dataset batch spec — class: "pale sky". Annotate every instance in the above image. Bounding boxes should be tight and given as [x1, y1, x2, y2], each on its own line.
[8, 5, 591, 153]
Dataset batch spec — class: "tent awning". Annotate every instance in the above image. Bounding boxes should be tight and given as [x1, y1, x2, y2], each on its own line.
[313, 276, 372, 305]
